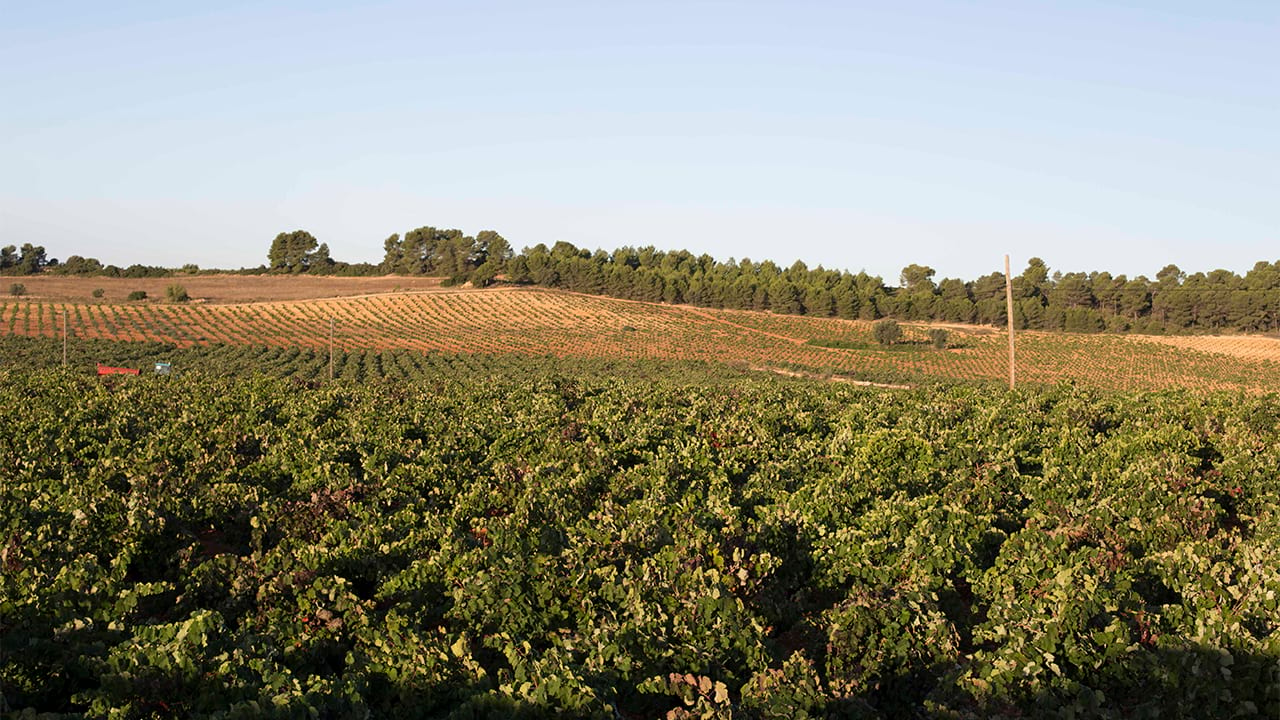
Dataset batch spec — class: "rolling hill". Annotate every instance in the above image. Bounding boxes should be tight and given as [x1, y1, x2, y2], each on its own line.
[3, 281, 1280, 392]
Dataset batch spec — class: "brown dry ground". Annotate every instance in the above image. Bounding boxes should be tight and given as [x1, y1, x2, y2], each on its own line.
[4, 278, 1280, 392]
[1130, 333, 1280, 363]
[6, 274, 451, 304]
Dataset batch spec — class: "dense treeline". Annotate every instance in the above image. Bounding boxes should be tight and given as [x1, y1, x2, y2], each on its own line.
[0, 244, 52, 275]
[499, 245, 1280, 335]
[2, 243, 175, 279]
[9, 229, 1279, 333]
[371, 226, 1280, 335]
[379, 227, 512, 286]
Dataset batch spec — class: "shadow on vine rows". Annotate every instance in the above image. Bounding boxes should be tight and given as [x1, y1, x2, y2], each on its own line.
[834, 644, 1279, 719]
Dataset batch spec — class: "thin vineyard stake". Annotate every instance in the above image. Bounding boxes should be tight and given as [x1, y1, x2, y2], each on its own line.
[329, 318, 335, 380]
[1004, 254, 1016, 390]
[63, 307, 68, 367]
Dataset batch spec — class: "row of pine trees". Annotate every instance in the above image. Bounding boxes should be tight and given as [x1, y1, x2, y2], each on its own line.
[376, 228, 1280, 335]
[14, 230, 1278, 335]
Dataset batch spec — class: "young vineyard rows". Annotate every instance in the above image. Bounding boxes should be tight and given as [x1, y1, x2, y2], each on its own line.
[3, 287, 1280, 391]
[1, 364, 1277, 718]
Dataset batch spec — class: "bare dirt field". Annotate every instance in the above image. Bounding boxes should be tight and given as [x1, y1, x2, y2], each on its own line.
[1130, 333, 1280, 362]
[5, 282, 1280, 392]
[5, 274, 452, 304]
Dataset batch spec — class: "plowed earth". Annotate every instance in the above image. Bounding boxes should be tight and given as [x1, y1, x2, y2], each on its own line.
[8, 274, 449, 304]
[4, 285, 1279, 392]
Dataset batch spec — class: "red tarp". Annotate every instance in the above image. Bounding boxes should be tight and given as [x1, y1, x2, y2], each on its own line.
[96, 364, 140, 376]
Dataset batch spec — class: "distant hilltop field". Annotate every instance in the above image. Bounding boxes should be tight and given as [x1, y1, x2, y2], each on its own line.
[3, 274, 1279, 393]
[4, 235, 1280, 337]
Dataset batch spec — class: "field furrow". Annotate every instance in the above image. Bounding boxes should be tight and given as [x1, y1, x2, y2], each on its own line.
[3, 287, 1279, 392]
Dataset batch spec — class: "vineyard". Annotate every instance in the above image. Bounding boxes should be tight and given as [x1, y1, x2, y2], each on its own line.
[2, 365, 1277, 718]
[4, 283, 1280, 717]
[6, 274, 451, 304]
[0, 336, 756, 387]
[4, 287, 1280, 391]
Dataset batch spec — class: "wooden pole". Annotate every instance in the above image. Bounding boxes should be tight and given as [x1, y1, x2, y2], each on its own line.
[62, 308, 68, 367]
[328, 318, 335, 380]
[1004, 255, 1015, 390]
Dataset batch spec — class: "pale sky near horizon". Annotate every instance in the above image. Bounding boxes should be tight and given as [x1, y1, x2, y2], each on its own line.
[2, 1, 1276, 282]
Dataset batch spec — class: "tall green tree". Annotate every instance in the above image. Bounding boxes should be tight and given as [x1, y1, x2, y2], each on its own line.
[475, 230, 512, 272]
[971, 272, 1007, 325]
[268, 231, 321, 273]
[379, 234, 402, 274]
[769, 278, 802, 314]
[11, 244, 49, 275]
[938, 278, 975, 322]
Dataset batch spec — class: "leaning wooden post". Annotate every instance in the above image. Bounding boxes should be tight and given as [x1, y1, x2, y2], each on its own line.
[1004, 255, 1016, 390]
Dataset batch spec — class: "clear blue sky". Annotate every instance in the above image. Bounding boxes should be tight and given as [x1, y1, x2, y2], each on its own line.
[2, 1, 1276, 282]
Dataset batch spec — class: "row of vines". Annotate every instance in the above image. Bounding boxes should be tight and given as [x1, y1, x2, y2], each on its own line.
[2, 364, 1277, 718]
[0, 336, 758, 387]
[4, 291, 1280, 391]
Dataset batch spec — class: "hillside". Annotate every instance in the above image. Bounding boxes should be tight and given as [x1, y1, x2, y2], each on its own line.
[3, 283, 1280, 392]
[5, 273, 450, 304]
[4, 367, 1278, 717]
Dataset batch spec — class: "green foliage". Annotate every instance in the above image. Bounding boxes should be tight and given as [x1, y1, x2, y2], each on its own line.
[0, 243, 49, 274]
[166, 283, 189, 303]
[469, 262, 499, 288]
[409, 236, 1280, 336]
[15, 237, 1280, 334]
[805, 337, 933, 354]
[872, 318, 901, 345]
[929, 328, 949, 348]
[115, 263, 171, 278]
[1, 364, 1276, 717]
[8, 282, 25, 296]
[380, 226, 483, 277]
[49, 254, 105, 275]
[92, 287, 105, 298]
[126, 290, 147, 301]
[268, 230, 332, 274]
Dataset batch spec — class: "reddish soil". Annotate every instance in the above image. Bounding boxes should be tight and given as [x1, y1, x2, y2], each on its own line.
[6, 274, 453, 304]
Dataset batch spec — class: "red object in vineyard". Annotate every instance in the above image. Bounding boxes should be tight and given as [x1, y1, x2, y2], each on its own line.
[96, 364, 140, 376]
